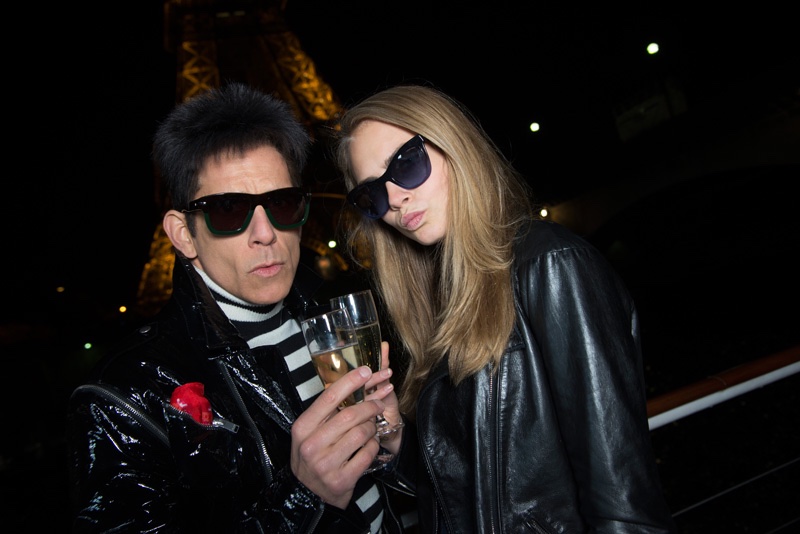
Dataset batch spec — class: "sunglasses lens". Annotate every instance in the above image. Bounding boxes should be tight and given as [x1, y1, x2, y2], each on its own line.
[207, 194, 252, 233]
[266, 190, 309, 228]
[348, 185, 388, 220]
[392, 140, 431, 189]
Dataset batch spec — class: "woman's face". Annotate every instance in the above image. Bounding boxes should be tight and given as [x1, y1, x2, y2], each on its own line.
[348, 120, 449, 245]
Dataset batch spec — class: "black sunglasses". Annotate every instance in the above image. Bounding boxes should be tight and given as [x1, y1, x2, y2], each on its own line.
[346, 135, 432, 219]
[183, 187, 311, 236]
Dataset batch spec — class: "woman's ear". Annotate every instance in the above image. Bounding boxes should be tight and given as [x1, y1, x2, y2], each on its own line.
[163, 210, 198, 259]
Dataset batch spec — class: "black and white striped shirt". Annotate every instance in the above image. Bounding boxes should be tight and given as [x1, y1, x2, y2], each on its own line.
[196, 268, 384, 533]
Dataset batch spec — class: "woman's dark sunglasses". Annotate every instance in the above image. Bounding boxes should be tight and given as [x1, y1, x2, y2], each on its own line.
[346, 135, 432, 219]
[183, 187, 311, 236]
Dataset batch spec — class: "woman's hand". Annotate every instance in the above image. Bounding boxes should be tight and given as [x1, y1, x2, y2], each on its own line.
[365, 341, 404, 454]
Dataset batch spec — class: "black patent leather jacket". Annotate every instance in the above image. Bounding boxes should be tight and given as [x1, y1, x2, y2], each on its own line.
[67, 256, 412, 533]
[394, 220, 677, 533]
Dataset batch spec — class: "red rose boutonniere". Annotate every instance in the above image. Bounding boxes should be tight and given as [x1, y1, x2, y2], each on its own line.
[170, 382, 213, 425]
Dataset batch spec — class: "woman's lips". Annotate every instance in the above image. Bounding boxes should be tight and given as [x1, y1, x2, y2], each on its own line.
[401, 211, 424, 230]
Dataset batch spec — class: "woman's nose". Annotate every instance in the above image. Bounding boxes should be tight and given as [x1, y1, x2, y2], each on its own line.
[385, 181, 410, 210]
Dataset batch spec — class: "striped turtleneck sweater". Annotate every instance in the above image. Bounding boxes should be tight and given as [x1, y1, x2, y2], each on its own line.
[195, 268, 384, 532]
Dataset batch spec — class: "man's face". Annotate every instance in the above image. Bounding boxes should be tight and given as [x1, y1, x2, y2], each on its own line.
[181, 145, 302, 305]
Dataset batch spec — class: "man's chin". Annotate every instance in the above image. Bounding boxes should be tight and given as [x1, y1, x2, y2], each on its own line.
[247, 279, 294, 307]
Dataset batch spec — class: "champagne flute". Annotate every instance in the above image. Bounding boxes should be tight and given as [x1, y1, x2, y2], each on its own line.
[300, 307, 393, 473]
[330, 289, 404, 437]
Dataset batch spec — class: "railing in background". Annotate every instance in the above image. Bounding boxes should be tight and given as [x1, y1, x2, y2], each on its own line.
[646, 344, 800, 531]
[646, 344, 800, 430]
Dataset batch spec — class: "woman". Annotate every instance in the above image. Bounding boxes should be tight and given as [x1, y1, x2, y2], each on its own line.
[334, 84, 676, 533]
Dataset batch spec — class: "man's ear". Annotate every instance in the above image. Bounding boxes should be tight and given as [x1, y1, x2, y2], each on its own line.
[163, 210, 198, 259]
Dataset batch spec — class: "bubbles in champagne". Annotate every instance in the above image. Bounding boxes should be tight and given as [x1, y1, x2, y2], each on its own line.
[354, 322, 382, 372]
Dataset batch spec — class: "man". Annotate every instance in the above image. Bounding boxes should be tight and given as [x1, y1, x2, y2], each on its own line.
[66, 83, 411, 533]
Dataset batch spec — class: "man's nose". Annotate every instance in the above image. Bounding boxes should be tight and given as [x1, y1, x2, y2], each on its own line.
[248, 205, 278, 244]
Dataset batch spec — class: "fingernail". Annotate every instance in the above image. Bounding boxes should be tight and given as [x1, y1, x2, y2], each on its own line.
[358, 366, 371, 378]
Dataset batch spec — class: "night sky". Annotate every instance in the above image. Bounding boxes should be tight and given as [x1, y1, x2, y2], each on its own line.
[10, 1, 798, 323]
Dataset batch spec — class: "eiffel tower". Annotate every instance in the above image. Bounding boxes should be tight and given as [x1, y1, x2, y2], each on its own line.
[135, 0, 362, 317]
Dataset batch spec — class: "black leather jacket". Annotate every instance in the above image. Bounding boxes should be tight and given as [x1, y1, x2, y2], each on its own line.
[67, 256, 411, 533]
[394, 220, 676, 533]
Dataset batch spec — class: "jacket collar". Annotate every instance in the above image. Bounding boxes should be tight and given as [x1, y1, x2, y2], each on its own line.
[170, 254, 324, 358]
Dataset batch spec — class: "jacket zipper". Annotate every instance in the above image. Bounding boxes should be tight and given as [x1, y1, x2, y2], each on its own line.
[417, 374, 447, 534]
[74, 383, 170, 447]
[383, 476, 415, 497]
[216, 359, 274, 484]
[488, 368, 499, 534]
[77, 363, 326, 531]
[164, 403, 240, 432]
[215, 359, 325, 533]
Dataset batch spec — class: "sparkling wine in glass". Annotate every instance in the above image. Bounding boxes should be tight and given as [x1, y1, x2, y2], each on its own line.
[309, 338, 366, 408]
[300, 308, 393, 472]
[330, 290, 404, 437]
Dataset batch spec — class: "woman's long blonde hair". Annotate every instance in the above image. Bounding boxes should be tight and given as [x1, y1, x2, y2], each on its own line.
[335, 84, 534, 417]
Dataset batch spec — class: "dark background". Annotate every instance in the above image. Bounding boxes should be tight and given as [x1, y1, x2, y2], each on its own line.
[10, 1, 798, 316]
[4, 1, 799, 531]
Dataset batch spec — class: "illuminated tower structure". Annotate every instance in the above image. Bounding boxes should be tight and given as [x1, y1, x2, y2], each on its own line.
[136, 0, 356, 317]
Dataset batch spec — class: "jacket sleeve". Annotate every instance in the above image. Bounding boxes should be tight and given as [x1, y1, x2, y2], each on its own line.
[371, 413, 418, 497]
[517, 234, 676, 532]
[66, 384, 328, 533]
